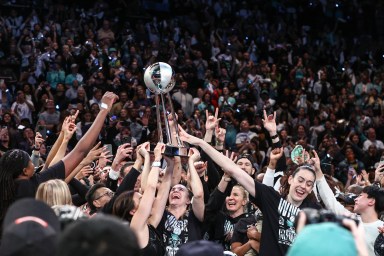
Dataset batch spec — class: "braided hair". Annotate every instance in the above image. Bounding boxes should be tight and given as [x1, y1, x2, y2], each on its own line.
[0, 149, 31, 232]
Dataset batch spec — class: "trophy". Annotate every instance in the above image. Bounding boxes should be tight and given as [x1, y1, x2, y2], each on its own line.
[143, 62, 188, 157]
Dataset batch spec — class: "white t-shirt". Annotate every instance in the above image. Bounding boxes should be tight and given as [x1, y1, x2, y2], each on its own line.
[364, 220, 384, 256]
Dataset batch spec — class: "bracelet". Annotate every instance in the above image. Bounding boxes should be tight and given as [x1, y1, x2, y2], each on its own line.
[270, 134, 278, 139]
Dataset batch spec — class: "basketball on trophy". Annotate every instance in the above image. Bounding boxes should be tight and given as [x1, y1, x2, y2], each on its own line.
[143, 62, 175, 94]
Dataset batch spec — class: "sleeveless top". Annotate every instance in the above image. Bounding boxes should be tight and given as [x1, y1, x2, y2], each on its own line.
[141, 224, 165, 256]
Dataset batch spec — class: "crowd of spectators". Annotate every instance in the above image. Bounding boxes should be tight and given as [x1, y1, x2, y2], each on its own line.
[0, 0, 384, 255]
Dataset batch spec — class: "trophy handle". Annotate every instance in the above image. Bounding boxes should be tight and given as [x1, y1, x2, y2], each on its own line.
[160, 93, 172, 144]
[155, 93, 163, 143]
[166, 92, 183, 147]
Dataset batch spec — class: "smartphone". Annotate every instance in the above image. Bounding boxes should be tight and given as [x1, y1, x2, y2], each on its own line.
[105, 144, 113, 155]
[121, 136, 131, 145]
[131, 138, 137, 148]
[38, 125, 47, 140]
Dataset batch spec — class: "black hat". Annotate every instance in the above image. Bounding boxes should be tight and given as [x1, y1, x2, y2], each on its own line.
[0, 198, 60, 256]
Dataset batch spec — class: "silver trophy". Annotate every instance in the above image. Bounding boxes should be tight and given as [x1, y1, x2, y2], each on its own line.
[143, 62, 188, 157]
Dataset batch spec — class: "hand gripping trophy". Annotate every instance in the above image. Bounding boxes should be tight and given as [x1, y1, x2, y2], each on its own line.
[143, 62, 188, 156]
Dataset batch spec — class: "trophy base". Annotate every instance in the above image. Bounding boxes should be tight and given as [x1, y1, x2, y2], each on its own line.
[163, 144, 189, 157]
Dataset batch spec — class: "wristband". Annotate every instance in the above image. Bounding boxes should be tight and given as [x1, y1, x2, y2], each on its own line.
[101, 102, 108, 110]
[223, 177, 232, 182]
[152, 161, 162, 168]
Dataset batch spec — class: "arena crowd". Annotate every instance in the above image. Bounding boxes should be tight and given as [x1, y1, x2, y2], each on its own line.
[0, 0, 384, 255]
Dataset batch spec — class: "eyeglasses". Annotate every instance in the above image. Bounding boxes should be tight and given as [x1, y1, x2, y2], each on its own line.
[94, 190, 114, 200]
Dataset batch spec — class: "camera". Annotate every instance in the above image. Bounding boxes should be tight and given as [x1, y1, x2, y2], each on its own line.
[296, 208, 359, 231]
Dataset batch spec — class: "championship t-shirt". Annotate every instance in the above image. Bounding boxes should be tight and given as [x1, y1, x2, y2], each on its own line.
[251, 181, 321, 256]
[157, 210, 203, 256]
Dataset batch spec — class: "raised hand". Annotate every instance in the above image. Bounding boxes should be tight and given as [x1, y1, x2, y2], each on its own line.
[194, 161, 207, 177]
[178, 124, 201, 145]
[75, 165, 94, 180]
[34, 132, 44, 149]
[308, 150, 321, 172]
[62, 117, 77, 141]
[70, 110, 79, 124]
[138, 142, 150, 159]
[215, 126, 226, 144]
[115, 143, 134, 162]
[153, 142, 164, 160]
[101, 91, 119, 111]
[97, 148, 113, 169]
[205, 108, 221, 131]
[225, 150, 238, 162]
[262, 110, 277, 135]
[188, 147, 201, 163]
[269, 147, 284, 163]
[81, 142, 105, 166]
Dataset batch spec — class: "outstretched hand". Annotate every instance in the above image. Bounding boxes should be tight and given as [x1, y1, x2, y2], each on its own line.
[81, 142, 105, 166]
[178, 124, 201, 145]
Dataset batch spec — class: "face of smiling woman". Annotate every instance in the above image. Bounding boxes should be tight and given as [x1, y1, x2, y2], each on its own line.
[287, 168, 315, 207]
[225, 186, 248, 217]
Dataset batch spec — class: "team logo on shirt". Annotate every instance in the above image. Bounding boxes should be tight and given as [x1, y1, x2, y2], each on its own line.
[277, 199, 300, 246]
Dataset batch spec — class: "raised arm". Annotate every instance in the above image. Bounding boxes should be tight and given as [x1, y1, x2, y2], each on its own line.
[139, 143, 152, 191]
[130, 143, 163, 248]
[171, 156, 182, 187]
[262, 110, 281, 147]
[312, 150, 350, 215]
[178, 125, 256, 197]
[188, 147, 205, 222]
[64, 142, 104, 183]
[61, 92, 118, 177]
[149, 154, 174, 227]
[42, 111, 79, 170]
[262, 147, 283, 187]
[49, 117, 76, 168]
[204, 108, 221, 143]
